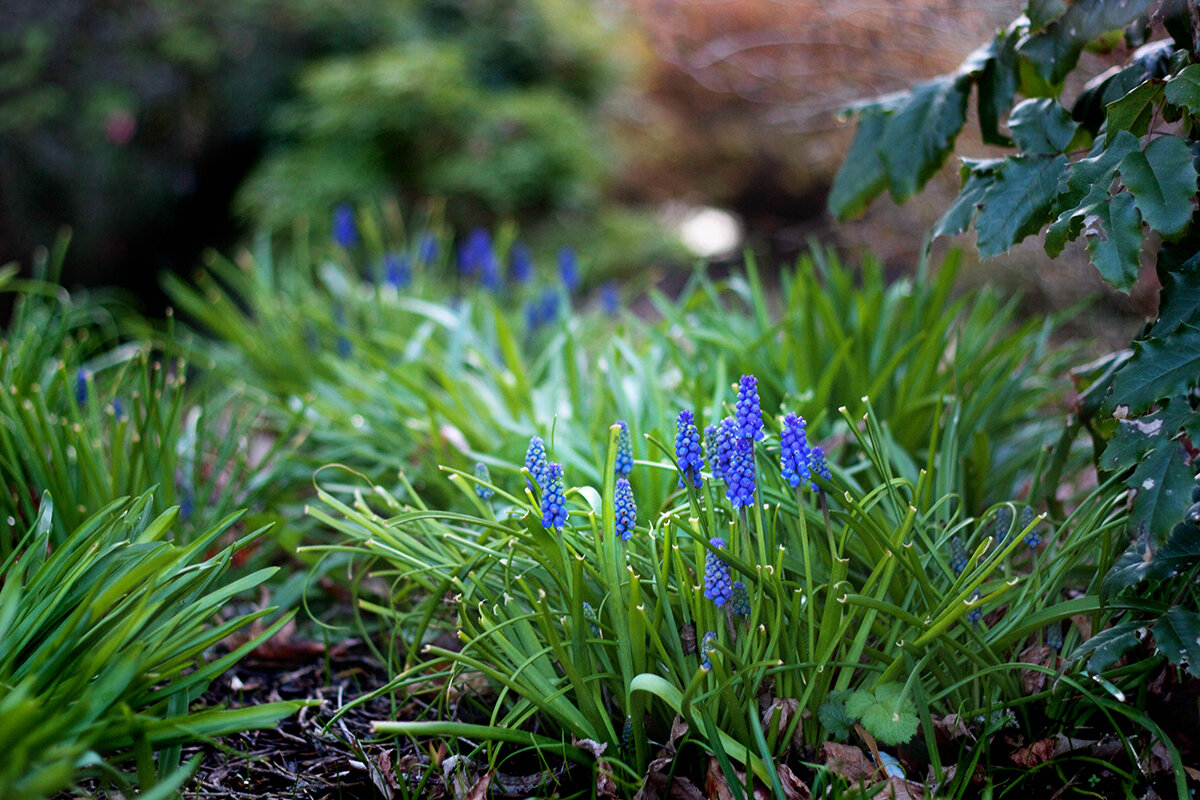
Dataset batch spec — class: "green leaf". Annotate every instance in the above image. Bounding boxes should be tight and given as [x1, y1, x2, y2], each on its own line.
[1151, 607, 1200, 678]
[1082, 620, 1143, 673]
[1148, 520, 1200, 581]
[1009, 98, 1078, 153]
[880, 75, 972, 202]
[1056, 131, 1141, 211]
[932, 159, 998, 239]
[1083, 191, 1143, 290]
[1027, 0, 1068, 31]
[828, 111, 889, 219]
[1105, 79, 1164, 143]
[1127, 442, 1195, 542]
[1164, 63, 1200, 114]
[1108, 322, 1200, 414]
[977, 26, 1022, 145]
[1019, 0, 1153, 85]
[1100, 400, 1195, 472]
[845, 683, 918, 747]
[1102, 535, 1160, 598]
[817, 690, 854, 740]
[1118, 135, 1199, 237]
[973, 154, 1069, 257]
[1152, 250, 1200, 335]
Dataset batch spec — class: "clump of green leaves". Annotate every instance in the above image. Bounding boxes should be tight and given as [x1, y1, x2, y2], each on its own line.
[0, 492, 306, 799]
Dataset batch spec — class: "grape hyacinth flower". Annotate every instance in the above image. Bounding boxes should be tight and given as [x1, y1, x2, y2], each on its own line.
[525, 435, 549, 490]
[583, 601, 601, 637]
[948, 536, 969, 576]
[704, 424, 723, 482]
[541, 462, 568, 531]
[779, 413, 812, 488]
[704, 537, 733, 606]
[731, 581, 750, 617]
[808, 445, 831, 492]
[1022, 506, 1041, 548]
[473, 462, 494, 500]
[332, 204, 357, 249]
[735, 375, 764, 441]
[509, 241, 534, 284]
[967, 589, 983, 625]
[75, 369, 89, 405]
[994, 506, 1013, 546]
[558, 246, 579, 292]
[674, 410, 704, 489]
[384, 253, 411, 289]
[600, 281, 619, 315]
[714, 417, 739, 484]
[418, 232, 439, 265]
[457, 228, 493, 276]
[700, 631, 717, 670]
[614, 420, 633, 477]
[615, 477, 636, 541]
[725, 437, 757, 509]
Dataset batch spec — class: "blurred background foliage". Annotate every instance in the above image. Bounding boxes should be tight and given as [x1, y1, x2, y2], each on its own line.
[0, 0, 1151, 346]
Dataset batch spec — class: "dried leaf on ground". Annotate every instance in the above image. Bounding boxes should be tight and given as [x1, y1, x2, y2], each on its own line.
[776, 763, 812, 800]
[574, 738, 619, 799]
[706, 758, 736, 800]
[931, 714, 973, 744]
[633, 757, 704, 800]
[463, 771, 491, 800]
[1010, 737, 1056, 767]
[820, 742, 876, 782]
[1019, 644, 1055, 695]
[871, 776, 924, 800]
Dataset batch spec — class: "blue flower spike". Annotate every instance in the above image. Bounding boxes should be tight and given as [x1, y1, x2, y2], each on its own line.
[731, 581, 750, 617]
[473, 462, 494, 500]
[1022, 506, 1041, 548]
[332, 204, 357, 249]
[704, 424, 723, 482]
[780, 412, 812, 488]
[704, 537, 733, 607]
[384, 253, 411, 289]
[582, 601, 601, 638]
[541, 462, 568, 531]
[75, 369, 90, 405]
[509, 241, 534, 284]
[615, 477, 637, 541]
[674, 410, 705, 489]
[558, 246, 579, 292]
[967, 588, 984, 625]
[614, 420, 633, 477]
[700, 631, 717, 670]
[525, 435, 549, 491]
[725, 437, 757, 509]
[735, 375, 764, 441]
[418, 232, 439, 265]
[809, 445, 831, 492]
[948, 536, 969, 576]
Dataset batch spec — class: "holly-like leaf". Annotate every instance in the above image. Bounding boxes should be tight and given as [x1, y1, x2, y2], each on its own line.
[1102, 534, 1159, 598]
[933, 159, 998, 239]
[1100, 400, 1195, 472]
[845, 683, 918, 747]
[978, 24, 1022, 145]
[828, 111, 889, 219]
[1117, 135, 1199, 237]
[1107, 322, 1200, 414]
[880, 75, 972, 202]
[1027, 0, 1068, 31]
[1152, 249, 1200, 336]
[974, 154, 1069, 257]
[1019, 0, 1153, 85]
[1164, 63, 1200, 115]
[1105, 79, 1165, 143]
[1056, 131, 1141, 211]
[1127, 442, 1195, 542]
[1009, 98, 1079, 154]
[1083, 190, 1143, 290]
[1148, 520, 1200, 581]
[1082, 620, 1144, 673]
[1151, 606, 1200, 678]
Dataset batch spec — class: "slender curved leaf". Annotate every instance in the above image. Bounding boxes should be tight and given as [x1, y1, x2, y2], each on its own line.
[1118, 135, 1199, 237]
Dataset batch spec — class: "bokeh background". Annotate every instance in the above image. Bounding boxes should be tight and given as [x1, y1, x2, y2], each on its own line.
[0, 0, 1150, 346]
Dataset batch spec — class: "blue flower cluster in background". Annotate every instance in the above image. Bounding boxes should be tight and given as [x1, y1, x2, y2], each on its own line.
[704, 537, 733, 606]
[525, 435, 549, 490]
[333, 204, 358, 249]
[473, 462, 494, 500]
